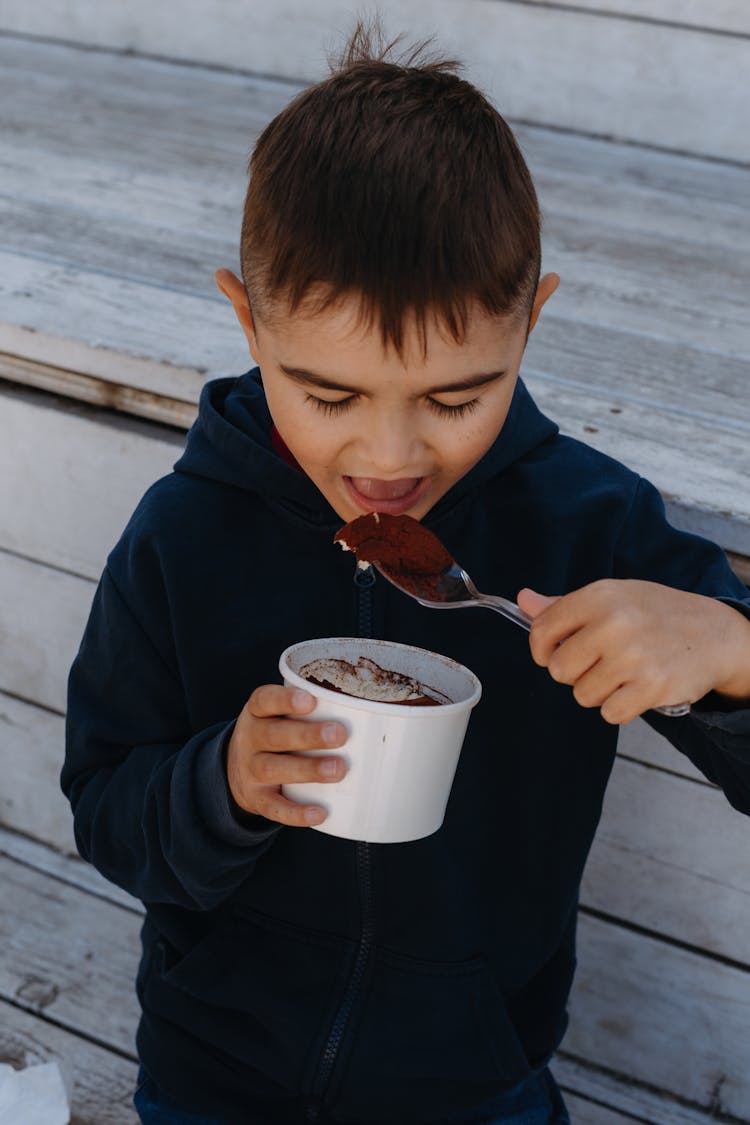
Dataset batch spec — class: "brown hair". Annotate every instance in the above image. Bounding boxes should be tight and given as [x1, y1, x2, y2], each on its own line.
[240, 18, 541, 357]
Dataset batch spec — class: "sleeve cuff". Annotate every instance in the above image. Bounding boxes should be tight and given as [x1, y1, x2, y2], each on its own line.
[194, 722, 282, 847]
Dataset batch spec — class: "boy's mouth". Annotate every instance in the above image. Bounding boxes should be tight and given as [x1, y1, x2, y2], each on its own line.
[344, 476, 429, 515]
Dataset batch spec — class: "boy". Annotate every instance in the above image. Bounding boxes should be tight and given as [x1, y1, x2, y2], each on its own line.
[62, 22, 750, 1125]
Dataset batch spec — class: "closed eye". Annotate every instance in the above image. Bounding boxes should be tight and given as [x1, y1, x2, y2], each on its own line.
[427, 397, 480, 419]
[305, 393, 358, 416]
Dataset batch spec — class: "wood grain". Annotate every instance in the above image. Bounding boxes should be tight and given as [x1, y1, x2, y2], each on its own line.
[0, 999, 138, 1125]
[0, 692, 75, 855]
[582, 755, 750, 963]
[0, 383, 184, 580]
[0, 853, 141, 1054]
[1, 2, 748, 158]
[566, 912, 750, 1120]
[0, 549, 93, 713]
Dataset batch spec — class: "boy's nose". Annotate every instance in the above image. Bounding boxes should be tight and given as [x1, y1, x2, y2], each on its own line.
[359, 413, 421, 475]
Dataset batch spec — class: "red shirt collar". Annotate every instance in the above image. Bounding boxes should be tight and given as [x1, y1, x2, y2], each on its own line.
[271, 425, 303, 473]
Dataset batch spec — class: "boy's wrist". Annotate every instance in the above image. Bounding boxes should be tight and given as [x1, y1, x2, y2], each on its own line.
[711, 600, 750, 703]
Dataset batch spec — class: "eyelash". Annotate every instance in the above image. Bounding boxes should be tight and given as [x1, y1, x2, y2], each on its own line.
[305, 394, 480, 419]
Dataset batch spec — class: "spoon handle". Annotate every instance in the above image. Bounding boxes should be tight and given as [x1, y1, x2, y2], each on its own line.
[478, 593, 535, 631]
[478, 594, 690, 718]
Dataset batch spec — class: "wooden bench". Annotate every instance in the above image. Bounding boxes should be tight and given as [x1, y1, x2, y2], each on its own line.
[1, 29, 750, 1125]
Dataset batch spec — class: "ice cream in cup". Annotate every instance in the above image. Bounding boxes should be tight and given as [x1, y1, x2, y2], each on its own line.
[279, 637, 482, 843]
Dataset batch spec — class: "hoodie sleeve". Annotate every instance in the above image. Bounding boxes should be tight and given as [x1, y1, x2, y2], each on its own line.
[613, 476, 750, 815]
[62, 564, 281, 910]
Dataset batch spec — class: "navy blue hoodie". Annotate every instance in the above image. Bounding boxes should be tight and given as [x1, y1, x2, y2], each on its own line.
[63, 370, 750, 1124]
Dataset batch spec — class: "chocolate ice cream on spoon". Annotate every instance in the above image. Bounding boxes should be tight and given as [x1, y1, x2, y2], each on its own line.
[334, 511, 532, 626]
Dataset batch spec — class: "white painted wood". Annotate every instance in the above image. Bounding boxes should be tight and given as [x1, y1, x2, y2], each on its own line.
[0, 353, 198, 429]
[524, 0, 750, 36]
[617, 717, 706, 784]
[0, 254, 245, 394]
[553, 1054, 740, 1125]
[582, 755, 750, 962]
[0, 692, 76, 855]
[0, 852, 141, 1053]
[0, 384, 184, 580]
[0, 821, 141, 912]
[0, 550, 93, 714]
[566, 913, 750, 1120]
[2, 0, 748, 159]
[0, 999, 138, 1125]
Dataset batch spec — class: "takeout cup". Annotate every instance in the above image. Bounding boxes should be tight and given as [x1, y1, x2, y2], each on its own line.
[279, 637, 482, 843]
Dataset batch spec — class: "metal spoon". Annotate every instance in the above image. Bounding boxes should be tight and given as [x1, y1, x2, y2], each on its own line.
[372, 561, 691, 719]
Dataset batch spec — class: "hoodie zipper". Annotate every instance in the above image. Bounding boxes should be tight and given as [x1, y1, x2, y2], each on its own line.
[306, 566, 377, 1122]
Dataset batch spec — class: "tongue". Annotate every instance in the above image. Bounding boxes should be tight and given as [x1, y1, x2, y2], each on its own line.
[350, 477, 421, 501]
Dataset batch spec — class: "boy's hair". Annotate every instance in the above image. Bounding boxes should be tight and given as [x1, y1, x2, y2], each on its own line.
[240, 19, 541, 356]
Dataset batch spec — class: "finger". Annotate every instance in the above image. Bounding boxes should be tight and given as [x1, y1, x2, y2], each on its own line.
[248, 684, 317, 719]
[252, 750, 347, 786]
[568, 660, 616, 709]
[517, 588, 560, 620]
[546, 626, 602, 687]
[254, 716, 347, 753]
[252, 787, 329, 828]
[528, 581, 617, 665]
[599, 682, 650, 726]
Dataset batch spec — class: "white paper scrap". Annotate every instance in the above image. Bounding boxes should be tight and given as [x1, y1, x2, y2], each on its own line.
[0, 1061, 70, 1125]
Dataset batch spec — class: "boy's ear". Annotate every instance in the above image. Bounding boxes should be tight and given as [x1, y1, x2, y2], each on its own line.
[527, 272, 560, 335]
[214, 268, 256, 346]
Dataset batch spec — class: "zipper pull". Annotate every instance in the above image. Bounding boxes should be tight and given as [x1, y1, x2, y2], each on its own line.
[353, 564, 376, 589]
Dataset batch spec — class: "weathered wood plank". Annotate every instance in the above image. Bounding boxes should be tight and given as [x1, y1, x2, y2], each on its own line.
[0, 355, 198, 429]
[0, 821, 141, 912]
[524, 0, 750, 36]
[0, 252, 242, 396]
[1, 1, 748, 159]
[0, 692, 76, 855]
[0, 853, 141, 1054]
[581, 755, 750, 963]
[0, 549, 93, 713]
[566, 913, 750, 1120]
[0, 999, 138, 1125]
[553, 1055, 741, 1125]
[617, 718, 707, 784]
[0, 382, 184, 580]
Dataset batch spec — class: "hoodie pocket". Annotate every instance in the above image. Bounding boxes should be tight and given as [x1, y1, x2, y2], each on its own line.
[144, 910, 356, 1094]
[333, 948, 531, 1122]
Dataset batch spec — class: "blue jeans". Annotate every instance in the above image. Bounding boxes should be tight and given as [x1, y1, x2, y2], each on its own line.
[133, 1065, 571, 1124]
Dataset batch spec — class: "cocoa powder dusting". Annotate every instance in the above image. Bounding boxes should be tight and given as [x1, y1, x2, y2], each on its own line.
[334, 513, 453, 600]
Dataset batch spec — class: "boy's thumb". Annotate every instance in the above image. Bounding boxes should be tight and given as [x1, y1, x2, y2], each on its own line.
[517, 588, 560, 619]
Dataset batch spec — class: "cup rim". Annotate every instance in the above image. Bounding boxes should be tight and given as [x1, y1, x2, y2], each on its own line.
[279, 637, 482, 715]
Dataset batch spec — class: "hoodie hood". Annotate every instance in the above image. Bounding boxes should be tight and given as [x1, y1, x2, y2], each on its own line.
[174, 367, 558, 526]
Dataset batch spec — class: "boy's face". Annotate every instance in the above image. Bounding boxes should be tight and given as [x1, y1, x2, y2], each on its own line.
[217, 272, 557, 523]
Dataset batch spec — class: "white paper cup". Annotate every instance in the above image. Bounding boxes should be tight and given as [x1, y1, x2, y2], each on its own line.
[279, 637, 482, 843]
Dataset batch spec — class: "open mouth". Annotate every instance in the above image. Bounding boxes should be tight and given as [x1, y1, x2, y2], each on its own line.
[344, 476, 430, 515]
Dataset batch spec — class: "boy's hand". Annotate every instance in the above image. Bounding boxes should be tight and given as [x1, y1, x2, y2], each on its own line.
[517, 580, 750, 725]
[226, 686, 347, 827]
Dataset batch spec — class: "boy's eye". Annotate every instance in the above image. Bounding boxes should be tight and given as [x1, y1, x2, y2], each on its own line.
[427, 397, 480, 419]
[305, 393, 358, 416]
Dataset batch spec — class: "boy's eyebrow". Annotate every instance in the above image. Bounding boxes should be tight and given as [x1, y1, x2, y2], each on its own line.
[278, 364, 506, 395]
